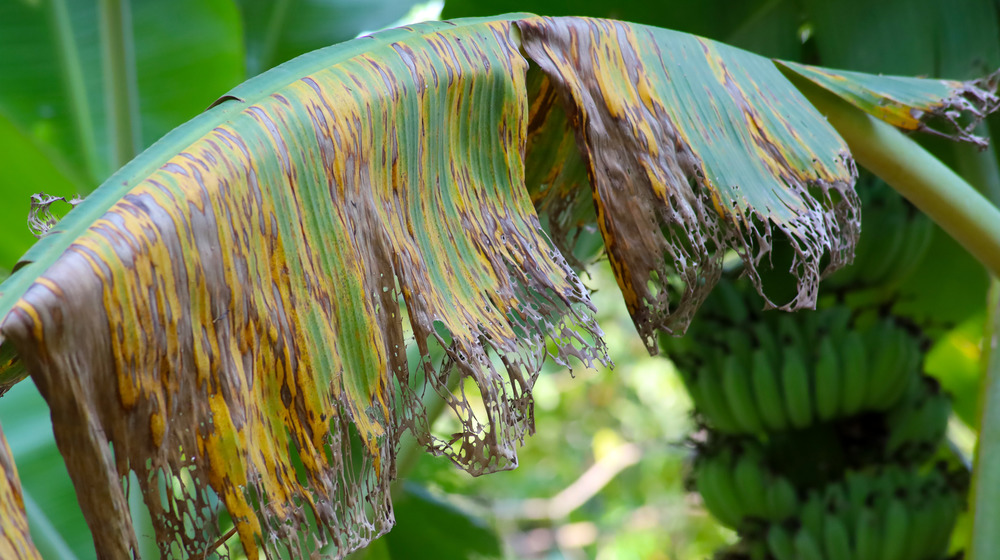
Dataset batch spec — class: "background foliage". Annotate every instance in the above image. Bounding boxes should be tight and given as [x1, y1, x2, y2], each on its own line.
[0, 0, 996, 558]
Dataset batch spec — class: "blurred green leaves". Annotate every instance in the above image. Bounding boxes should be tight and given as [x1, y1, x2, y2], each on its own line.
[235, 0, 422, 76]
[384, 484, 501, 560]
[0, 0, 243, 269]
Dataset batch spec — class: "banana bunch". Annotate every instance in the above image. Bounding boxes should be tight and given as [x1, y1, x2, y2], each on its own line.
[764, 466, 962, 560]
[670, 267, 963, 560]
[824, 173, 936, 293]
[674, 307, 924, 436]
[692, 439, 799, 530]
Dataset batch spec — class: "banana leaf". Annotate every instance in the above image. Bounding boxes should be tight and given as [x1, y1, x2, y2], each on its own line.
[0, 13, 994, 560]
[780, 61, 1000, 146]
[0, 424, 39, 560]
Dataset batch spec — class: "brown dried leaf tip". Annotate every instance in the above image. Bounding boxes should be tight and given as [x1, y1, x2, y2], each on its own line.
[27, 193, 83, 239]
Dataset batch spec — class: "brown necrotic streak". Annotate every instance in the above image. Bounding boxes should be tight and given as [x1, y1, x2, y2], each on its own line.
[519, 17, 722, 349]
[0, 19, 604, 559]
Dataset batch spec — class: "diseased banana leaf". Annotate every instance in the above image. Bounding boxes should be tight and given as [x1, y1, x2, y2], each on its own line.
[0, 423, 39, 560]
[520, 16, 857, 350]
[779, 61, 1000, 146]
[2, 12, 993, 560]
[0, 15, 606, 559]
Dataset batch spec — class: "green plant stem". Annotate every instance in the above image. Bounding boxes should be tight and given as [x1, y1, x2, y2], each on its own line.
[99, 0, 141, 170]
[47, 0, 101, 184]
[954, 130, 1000, 560]
[792, 75, 1000, 277]
[972, 280, 1000, 560]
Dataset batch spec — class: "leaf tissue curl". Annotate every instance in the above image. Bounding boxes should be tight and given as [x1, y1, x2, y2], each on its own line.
[0, 14, 862, 560]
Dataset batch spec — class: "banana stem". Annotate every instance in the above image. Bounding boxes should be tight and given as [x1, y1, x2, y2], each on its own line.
[953, 129, 1000, 560]
[793, 76, 1000, 278]
[972, 280, 1000, 560]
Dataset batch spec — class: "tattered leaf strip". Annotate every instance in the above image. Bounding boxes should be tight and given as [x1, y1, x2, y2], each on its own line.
[0, 16, 605, 560]
[0, 423, 40, 560]
[778, 61, 1000, 146]
[518, 16, 858, 349]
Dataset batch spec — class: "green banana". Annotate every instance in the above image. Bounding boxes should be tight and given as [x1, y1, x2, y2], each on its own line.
[823, 510, 852, 560]
[765, 476, 799, 521]
[750, 348, 789, 431]
[880, 496, 910, 560]
[800, 492, 825, 542]
[752, 322, 781, 368]
[854, 506, 882, 560]
[734, 450, 769, 519]
[844, 470, 871, 512]
[902, 492, 935, 560]
[695, 455, 743, 528]
[722, 353, 765, 435]
[924, 488, 961, 556]
[838, 330, 868, 416]
[766, 524, 797, 560]
[793, 528, 825, 560]
[913, 390, 950, 455]
[865, 320, 904, 410]
[780, 345, 814, 429]
[724, 329, 754, 365]
[862, 205, 907, 285]
[886, 213, 935, 288]
[825, 305, 853, 343]
[814, 336, 841, 421]
[879, 331, 921, 409]
[875, 210, 934, 290]
[680, 370, 710, 417]
[715, 280, 749, 324]
[697, 367, 741, 433]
